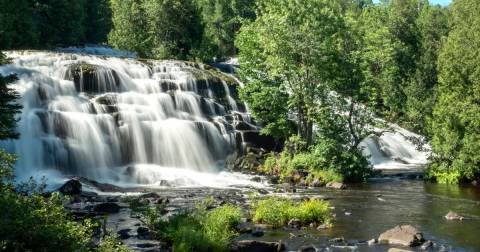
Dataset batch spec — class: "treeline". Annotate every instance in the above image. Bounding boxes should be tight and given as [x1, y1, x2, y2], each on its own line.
[236, 0, 479, 184]
[0, 0, 112, 48]
[108, 0, 256, 60]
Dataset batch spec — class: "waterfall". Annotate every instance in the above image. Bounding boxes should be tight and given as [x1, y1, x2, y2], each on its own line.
[0, 49, 263, 187]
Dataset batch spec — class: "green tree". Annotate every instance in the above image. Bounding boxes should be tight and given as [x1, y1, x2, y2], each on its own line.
[0, 0, 38, 49]
[85, 0, 112, 44]
[237, 0, 346, 145]
[144, 0, 203, 59]
[0, 53, 21, 140]
[35, 0, 88, 46]
[428, 0, 480, 183]
[109, 0, 151, 57]
[404, 3, 449, 134]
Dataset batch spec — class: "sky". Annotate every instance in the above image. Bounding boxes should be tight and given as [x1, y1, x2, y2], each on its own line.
[373, 0, 452, 6]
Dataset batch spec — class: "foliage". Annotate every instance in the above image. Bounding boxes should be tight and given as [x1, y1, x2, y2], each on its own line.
[427, 0, 480, 183]
[148, 203, 242, 252]
[0, 0, 112, 49]
[252, 197, 331, 228]
[97, 232, 133, 252]
[0, 53, 22, 140]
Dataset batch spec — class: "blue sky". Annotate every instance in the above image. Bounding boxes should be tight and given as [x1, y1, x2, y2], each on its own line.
[373, 0, 452, 6]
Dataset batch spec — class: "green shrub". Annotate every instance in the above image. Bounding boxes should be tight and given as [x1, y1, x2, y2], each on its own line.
[97, 232, 133, 252]
[0, 191, 94, 252]
[252, 197, 331, 228]
[150, 204, 242, 252]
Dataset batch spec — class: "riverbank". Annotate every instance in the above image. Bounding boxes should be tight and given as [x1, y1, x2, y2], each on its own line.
[60, 174, 480, 252]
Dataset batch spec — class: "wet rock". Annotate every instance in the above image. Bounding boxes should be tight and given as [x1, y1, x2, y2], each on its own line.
[298, 245, 316, 252]
[444, 211, 464, 220]
[257, 189, 269, 195]
[421, 240, 433, 250]
[288, 218, 301, 228]
[367, 239, 377, 245]
[252, 176, 262, 182]
[388, 249, 413, 252]
[140, 192, 161, 199]
[117, 229, 131, 240]
[345, 212, 352, 216]
[230, 240, 285, 252]
[251, 228, 264, 237]
[329, 237, 345, 243]
[310, 179, 323, 187]
[317, 224, 329, 230]
[236, 222, 252, 234]
[93, 202, 120, 214]
[326, 182, 346, 190]
[137, 226, 150, 239]
[378, 225, 424, 247]
[269, 176, 280, 184]
[472, 180, 478, 186]
[59, 179, 82, 195]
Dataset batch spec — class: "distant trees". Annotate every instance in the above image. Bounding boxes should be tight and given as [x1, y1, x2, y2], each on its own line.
[108, 0, 256, 61]
[0, 0, 112, 49]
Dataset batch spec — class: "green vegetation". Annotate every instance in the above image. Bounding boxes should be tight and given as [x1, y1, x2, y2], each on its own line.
[426, 0, 480, 184]
[0, 0, 112, 48]
[252, 197, 331, 228]
[146, 203, 242, 252]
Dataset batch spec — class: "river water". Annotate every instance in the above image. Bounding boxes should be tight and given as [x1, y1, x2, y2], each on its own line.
[242, 179, 480, 251]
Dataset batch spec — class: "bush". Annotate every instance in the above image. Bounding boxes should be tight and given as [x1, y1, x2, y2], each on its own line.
[97, 232, 132, 252]
[259, 137, 374, 184]
[252, 197, 331, 228]
[0, 191, 94, 252]
[150, 204, 242, 252]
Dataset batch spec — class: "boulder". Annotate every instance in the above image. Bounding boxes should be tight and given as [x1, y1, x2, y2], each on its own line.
[444, 211, 464, 220]
[93, 202, 120, 214]
[310, 179, 323, 187]
[58, 179, 82, 195]
[378, 225, 424, 247]
[230, 240, 285, 252]
[326, 182, 346, 190]
[65, 63, 121, 93]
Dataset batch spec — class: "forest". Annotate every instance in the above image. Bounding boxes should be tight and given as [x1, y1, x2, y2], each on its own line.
[0, 0, 479, 251]
[1, 0, 477, 183]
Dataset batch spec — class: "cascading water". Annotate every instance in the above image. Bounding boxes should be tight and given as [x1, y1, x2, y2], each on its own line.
[0, 49, 264, 188]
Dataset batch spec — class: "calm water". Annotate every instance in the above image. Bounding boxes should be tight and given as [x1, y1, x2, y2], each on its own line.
[246, 180, 480, 251]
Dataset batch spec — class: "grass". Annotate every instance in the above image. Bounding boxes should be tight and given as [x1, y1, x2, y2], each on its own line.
[252, 197, 331, 228]
[149, 203, 242, 252]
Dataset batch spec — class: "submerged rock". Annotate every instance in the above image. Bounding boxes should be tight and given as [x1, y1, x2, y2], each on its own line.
[378, 225, 424, 247]
[444, 211, 464, 220]
[230, 240, 285, 252]
[421, 240, 433, 250]
[58, 179, 82, 195]
[298, 245, 316, 252]
[93, 202, 120, 214]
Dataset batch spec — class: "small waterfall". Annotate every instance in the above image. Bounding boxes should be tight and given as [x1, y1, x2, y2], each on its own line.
[0, 49, 266, 187]
[359, 124, 430, 169]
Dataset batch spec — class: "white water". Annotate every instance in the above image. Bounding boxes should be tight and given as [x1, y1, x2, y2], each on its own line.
[0, 49, 256, 188]
[360, 124, 430, 169]
[0, 49, 430, 189]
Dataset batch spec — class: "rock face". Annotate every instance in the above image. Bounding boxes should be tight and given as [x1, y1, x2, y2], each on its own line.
[378, 225, 424, 247]
[444, 211, 464, 220]
[230, 240, 285, 252]
[58, 179, 82, 195]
